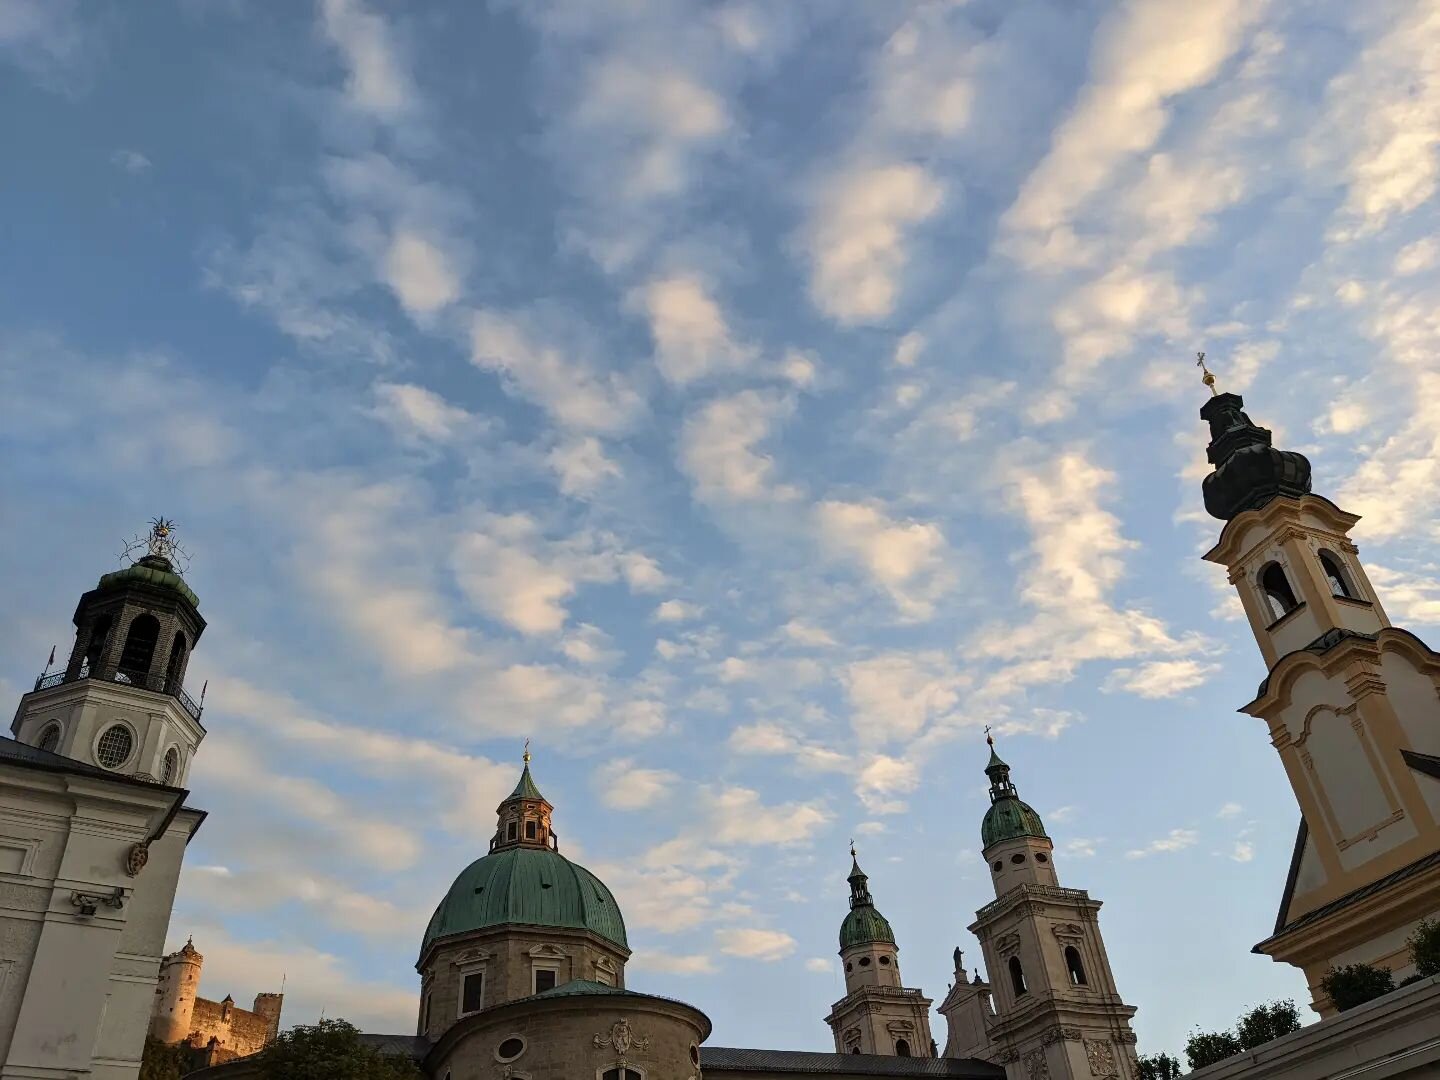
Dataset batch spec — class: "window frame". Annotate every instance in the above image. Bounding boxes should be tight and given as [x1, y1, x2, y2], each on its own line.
[36, 721, 62, 755]
[458, 969, 485, 1017]
[93, 720, 137, 771]
[1258, 562, 1301, 624]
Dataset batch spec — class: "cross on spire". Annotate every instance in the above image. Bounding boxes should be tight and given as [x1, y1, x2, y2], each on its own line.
[1197, 351, 1218, 396]
[523, 737, 530, 764]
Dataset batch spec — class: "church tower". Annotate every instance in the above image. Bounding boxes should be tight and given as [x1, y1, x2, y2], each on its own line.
[12, 518, 206, 785]
[1197, 377, 1440, 1013]
[964, 738, 1138, 1080]
[823, 849, 934, 1058]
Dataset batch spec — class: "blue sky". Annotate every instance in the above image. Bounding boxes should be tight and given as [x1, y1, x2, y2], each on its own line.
[4, 0, 1440, 1059]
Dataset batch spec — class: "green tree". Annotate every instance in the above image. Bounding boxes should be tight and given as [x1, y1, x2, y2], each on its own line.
[1234, 999, 1300, 1049]
[256, 1019, 422, 1080]
[1320, 963, 1394, 1012]
[1138, 1050, 1184, 1079]
[1408, 918, 1440, 978]
[139, 1036, 192, 1080]
[1185, 1029, 1242, 1070]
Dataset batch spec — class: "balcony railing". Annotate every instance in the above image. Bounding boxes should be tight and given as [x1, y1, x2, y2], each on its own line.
[33, 665, 203, 722]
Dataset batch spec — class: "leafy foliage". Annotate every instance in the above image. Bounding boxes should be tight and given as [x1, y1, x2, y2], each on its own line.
[1184, 998, 1301, 1070]
[1234, 999, 1300, 1049]
[1138, 1051, 1184, 1079]
[1320, 963, 1394, 1012]
[1408, 918, 1440, 978]
[139, 1036, 193, 1080]
[1185, 1029, 1242, 1070]
[256, 1019, 423, 1080]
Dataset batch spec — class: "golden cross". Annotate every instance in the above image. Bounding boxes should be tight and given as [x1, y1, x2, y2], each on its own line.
[849, 838, 856, 859]
[984, 723, 993, 746]
[523, 737, 530, 764]
[1197, 351, 1218, 396]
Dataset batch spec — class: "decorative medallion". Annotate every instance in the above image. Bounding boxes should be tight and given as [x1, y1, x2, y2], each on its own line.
[124, 842, 150, 877]
[1023, 1046, 1050, 1079]
[594, 1018, 651, 1055]
[1085, 1038, 1116, 1077]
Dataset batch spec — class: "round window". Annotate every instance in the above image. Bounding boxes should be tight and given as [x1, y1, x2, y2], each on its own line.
[845, 962, 852, 972]
[495, 1036, 526, 1062]
[96, 724, 133, 769]
[859, 956, 871, 967]
[1010, 853, 1026, 865]
[691, 1044, 701, 1067]
[1035, 852, 1048, 864]
[991, 860, 1003, 872]
[879, 955, 891, 966]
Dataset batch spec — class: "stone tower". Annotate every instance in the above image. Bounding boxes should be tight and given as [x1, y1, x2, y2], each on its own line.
[965, 739, 1138, 1080]
[823, 849, 934, 1058]
[12, 518, 207, 785]
[1197, 386, 1440, 1013]
[151, 938, 204, 1043]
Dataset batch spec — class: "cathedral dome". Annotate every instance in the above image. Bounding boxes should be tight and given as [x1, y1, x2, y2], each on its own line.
[97, 555, 200, 609]
[839, 903, 895, 949]
[981, 798, 1048, 848]
[421, 846, 628, 957]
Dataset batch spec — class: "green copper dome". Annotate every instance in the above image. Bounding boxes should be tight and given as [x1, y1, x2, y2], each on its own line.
[421, 846, 627, 958]
[97, 556, 199, 609]
[981, 799, 1049, 847]
[838, 855, 895, 950]
[980, 740, 1048, 848]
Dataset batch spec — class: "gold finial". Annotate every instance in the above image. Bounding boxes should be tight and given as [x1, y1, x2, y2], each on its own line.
[984, 723, 994, 748]
[523, 738, 531, 765]
[1197, 351, 1218, 396]
[849, 838, 856, 860]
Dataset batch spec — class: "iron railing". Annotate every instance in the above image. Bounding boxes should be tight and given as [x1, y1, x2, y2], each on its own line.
[32, 666, 203, 722]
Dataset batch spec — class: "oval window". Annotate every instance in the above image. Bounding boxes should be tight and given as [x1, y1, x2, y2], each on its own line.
[691, 1044, 701, 1067]
[1010, 853, 1026, 865]
[496, 1036, 526, 1062]
[992, 860, 1003, 872]
[845, 962, 852, 972]
[859, 956, 871, 967]
[878, 955, 891, 966]
[1035, 853, 1048, 864]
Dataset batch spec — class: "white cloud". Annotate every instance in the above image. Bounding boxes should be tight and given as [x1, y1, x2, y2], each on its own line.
[549, 436, 622, 496]
[843, 653, 963, 745]
[815, 501, 952, 619]
[633, 951, 718, 976]
[803, 163, 943, 324]
[727, 722, 849, 773]
[110, 148, 151, 174]
[805, 957, 833, 974]
[1003, 0, 1259, 260]
[593, 758, 677, 810]
[372, 382, 476, 444]
[1216, 802, 1243, 819]
[634, 274, 756, 385]
[1365, 564, 1440, 625]
[654, 599, 704, 623]
[1104, 659, 1219, 699]
[470, 309, 644, 434]
[318, 0, 414, 119]
[680, 390, 799, 504]
[892, 331, 924, 368]
[715, 927, 797, 962]
[1125, 828, 1199, 859]
[384, 231, 459, 315]
[782, 620, 837, 648]
[1062, 837, 1099, 858]
[855, 754, 920, 814]
[1049, 806, 1076, 823]
[704, 786, 831, 846]
[1230, 840, 1255, 863]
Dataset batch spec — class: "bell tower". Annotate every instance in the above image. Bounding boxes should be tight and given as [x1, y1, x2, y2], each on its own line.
[964, 737, 1138, 1080]
[12, 519, 207, 785]
[823, 847, 934, 1058]
[1197, 367, 1440, 1014]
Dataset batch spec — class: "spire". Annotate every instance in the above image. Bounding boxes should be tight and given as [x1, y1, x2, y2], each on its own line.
[1198, 365, 1312, 521]
[493, 746, 555, 852]
[839, 845, 895, 948]
[848, 844, 873, 908]
[984, 727, 1016, 802]
[980, 733, 1048, 848]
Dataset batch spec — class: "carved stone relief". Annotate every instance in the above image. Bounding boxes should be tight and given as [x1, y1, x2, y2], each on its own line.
[1041, 1025, 1081, 1045]
[593, 1018, 650, 1055]
[1086, 1038, 1116, 1077]
[1024, 1046, 1050, 1079]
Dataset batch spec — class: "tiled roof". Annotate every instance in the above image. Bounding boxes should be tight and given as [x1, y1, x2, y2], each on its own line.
[357, 1033, 428, 1061]
[0, 736, 182, 791]
[700, 1048, 1004, 1077]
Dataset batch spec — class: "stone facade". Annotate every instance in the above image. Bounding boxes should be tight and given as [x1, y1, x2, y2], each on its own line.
[426, 989, 709, 1080]
[418, 926, 626, 1040]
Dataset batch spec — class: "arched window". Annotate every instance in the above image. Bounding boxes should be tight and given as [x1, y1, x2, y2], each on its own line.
[166, 632, 188, 692]
[118, 614, 161, 678]
[84, 613, 114, 673]
[161, 747, 180, 786]
[895, 1039, 911, 1057]
[851, 1047, 861, 1055]
[1260, 563, 1300, 622]
[1008, 955, 1027, 996]
[1318, 551, 1355, 599]
[1065, 946, 1087, 986]
[37, 723, 62, 754]
[602, 1069, 644, 1080]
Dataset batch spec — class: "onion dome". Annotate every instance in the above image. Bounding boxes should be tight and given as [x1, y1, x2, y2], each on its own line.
[420, 757, 628, 961]
[980, 740, 1048, 848]
[1200, 392, 1311, 521]
[838, 852, 896, 949]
